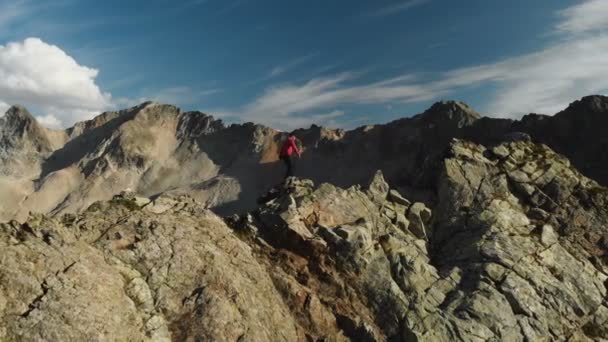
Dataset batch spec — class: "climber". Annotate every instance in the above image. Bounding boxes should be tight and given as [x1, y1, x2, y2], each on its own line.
[279, 133, 301, 179]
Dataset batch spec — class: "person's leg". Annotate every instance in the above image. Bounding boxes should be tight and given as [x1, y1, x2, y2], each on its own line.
[286, 156, 293, 177]
[281, 156, 290, 178]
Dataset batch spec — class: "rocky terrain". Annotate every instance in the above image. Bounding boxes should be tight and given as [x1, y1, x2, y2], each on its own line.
[1, 137, 607, 340]
[1, 96, 608, 340]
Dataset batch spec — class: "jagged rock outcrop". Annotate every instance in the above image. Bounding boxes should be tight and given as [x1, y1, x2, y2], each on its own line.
[239, 139, 608, 340]
[511, 95, 608, 187]
[0, 105, 67, 172]
[429, 139, 608, 340]
[2, 138, 606, 340]
[0, 105, 65, 154]
[0, 106, 68, 221]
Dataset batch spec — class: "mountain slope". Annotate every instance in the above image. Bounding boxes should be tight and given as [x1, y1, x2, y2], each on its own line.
[1, 138, 606, 340]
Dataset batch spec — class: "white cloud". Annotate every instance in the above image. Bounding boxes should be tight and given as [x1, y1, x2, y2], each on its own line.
[556, 0, 608, 34]
[0, 101, 9, 115]
[36, 114, 62, 128]
[369, 0, 431, 17]
[0, 37, 112, 127]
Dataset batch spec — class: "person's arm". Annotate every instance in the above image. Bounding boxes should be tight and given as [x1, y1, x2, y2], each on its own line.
[291, 139, 301, 157]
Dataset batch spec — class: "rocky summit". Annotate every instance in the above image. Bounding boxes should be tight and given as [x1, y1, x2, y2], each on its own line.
[1, 97, 608, 341]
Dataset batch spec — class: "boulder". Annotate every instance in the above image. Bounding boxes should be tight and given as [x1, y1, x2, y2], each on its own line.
[407, 202, 431, 240]
[540, 224, 558, 247]
[366, 170, 389, 205]
[387, 189, 411, 207]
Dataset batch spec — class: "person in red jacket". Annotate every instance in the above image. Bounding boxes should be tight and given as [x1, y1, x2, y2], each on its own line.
[279, 133, 301, 178]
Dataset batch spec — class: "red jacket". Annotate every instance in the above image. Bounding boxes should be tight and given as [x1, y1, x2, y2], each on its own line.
[280, 136, 300, 157]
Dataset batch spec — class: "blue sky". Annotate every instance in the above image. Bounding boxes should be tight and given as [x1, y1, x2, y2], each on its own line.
[0, 0, 607, 129]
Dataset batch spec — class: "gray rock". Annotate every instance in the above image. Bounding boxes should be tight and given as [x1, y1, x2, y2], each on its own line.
[408, 202, 432, 223]
[528, 207, 550, 221]
[134, 196, 151, 207]
[406, 202, 431, 240]
[366, 170, 389, 205]
[540, 224, 558, 247]
[388, 189, 411, 207]
[491, 145, 510, 158]
[508, 170, 531, 183]
[394, 213, 410, 231]
[503, 131, 532, 143]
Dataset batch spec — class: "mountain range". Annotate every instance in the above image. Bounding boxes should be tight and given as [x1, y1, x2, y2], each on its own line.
[1, 96, 607, 222]
[1, 96, 608, 340]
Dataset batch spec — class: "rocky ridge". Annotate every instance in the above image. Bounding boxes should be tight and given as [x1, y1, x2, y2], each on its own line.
[2, 138, 607, 340]
[2, 96, 608, 223]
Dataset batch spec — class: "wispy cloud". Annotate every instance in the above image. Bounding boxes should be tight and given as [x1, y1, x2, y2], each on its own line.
[311, 110, 345, 121]
[217, 0, 608, 129]
[103, 74, 145, 91]
[182, 0, 209, 8]
[445, 0, 608, 116]
[0, 0, 75, 36]
[369, 0, 431, 17]
[438, 36, 608, 116]
[214, 0, 249, 16]
[149, 86, 220, 105]
[268, 52, 320, 78]
[116, 86, 221, 109]
[556, 0, 608, 34]
[0, 0, 34, 33]
[245, 53, 321, 87]
[214, 72, 436, 129]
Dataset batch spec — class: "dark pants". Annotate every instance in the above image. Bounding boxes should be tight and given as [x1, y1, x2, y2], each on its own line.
[280, 155, 294, 178]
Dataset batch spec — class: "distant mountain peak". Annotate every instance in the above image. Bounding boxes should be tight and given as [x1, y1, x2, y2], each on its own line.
[562, 95, 608, 113]
[1, 105, 42, 138]
[0, 105, 58, 155]
[4, 105, 37, 125]
[416, 100, 481, 128]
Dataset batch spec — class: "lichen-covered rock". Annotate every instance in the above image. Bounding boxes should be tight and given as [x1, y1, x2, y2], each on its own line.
[0, 198, 303, 341]
[427, 139, 608, 341]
